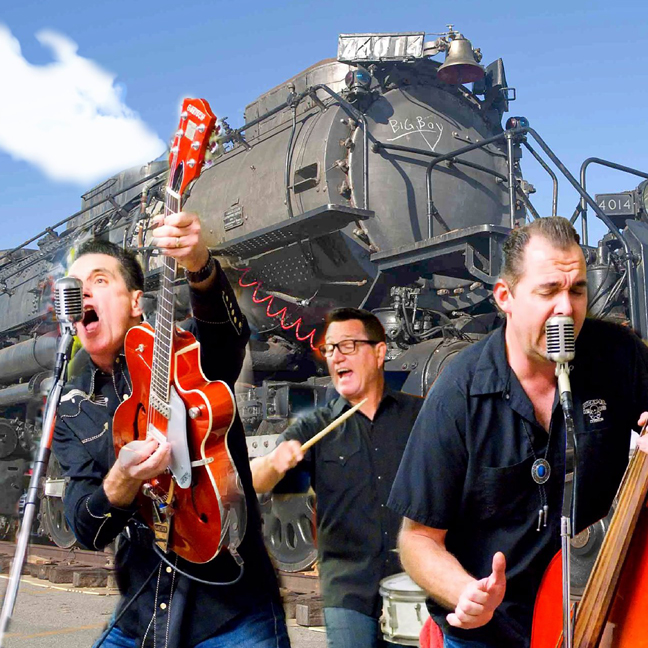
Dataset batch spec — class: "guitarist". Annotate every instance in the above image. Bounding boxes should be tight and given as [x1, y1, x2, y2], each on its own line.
[52, 212, 290, 648]
[388, 217, 648, 648]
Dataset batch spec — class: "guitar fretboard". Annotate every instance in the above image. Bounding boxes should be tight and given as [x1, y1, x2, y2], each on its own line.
[150, 189, 181, 417]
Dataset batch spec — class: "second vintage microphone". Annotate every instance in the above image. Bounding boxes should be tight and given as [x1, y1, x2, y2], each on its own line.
[545, 314, 575, 412]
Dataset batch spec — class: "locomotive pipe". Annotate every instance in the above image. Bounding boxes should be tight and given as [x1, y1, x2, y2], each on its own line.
[0, 373, 50, 407]
[223, 83, 369, 212]
[0, 336, 57, 386]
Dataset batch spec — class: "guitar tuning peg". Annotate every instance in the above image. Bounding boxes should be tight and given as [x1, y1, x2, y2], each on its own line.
[180, 111, 188, 120]
[191, 141, 200, 150]
[187, 159, 196, 168]
[197, 124, 206, 133]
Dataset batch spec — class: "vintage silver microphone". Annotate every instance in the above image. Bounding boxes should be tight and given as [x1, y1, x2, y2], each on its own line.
[52, 276, 84, 377]
[545, 314, 576, 648]
[54, 276, 84, 331]
[0, 277, 83, 644]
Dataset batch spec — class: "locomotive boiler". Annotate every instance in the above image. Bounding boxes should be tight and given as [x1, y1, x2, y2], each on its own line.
[1, 27, 647, 573]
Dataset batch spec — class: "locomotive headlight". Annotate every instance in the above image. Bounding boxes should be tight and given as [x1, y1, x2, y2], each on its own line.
[506, 116, 529, 130]
[344, 66, 372, 94]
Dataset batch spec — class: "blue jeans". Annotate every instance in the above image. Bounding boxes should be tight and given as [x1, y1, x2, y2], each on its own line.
[324, 607, 410, 648]
[95, 599, 290, 648]
[443, 635, 497, 648]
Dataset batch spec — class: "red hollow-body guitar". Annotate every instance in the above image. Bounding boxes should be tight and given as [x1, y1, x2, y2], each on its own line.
[113, 99, 246, 564]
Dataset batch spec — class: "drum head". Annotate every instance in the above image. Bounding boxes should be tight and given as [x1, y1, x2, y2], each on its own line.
[379, 572, 425, 595]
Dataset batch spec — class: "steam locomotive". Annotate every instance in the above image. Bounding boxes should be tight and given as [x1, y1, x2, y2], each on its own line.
[1, 28, 647, 574]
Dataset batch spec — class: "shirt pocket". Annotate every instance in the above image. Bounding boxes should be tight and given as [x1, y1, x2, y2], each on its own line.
[467, 456, 537, 526]
[317, 434, 362, 494]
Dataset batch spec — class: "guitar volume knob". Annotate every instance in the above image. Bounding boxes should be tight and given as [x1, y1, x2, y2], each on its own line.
[188, 407, 201, 419]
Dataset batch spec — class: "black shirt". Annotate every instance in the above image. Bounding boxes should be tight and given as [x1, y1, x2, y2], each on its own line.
[388, 318, 648, 647]
[280, 388, 423, 617]
[53, 262, 281, 648]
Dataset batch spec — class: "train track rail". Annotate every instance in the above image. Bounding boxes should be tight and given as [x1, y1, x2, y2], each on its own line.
[0, 540, 319, 594]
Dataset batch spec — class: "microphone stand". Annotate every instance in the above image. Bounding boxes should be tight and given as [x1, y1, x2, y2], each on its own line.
[0, 323, 76, 645]
[556, 361, 577, 648]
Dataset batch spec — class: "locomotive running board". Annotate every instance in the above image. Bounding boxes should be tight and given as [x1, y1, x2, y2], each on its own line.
[212, 204, 374, 261]
[371, 224, 510, 284]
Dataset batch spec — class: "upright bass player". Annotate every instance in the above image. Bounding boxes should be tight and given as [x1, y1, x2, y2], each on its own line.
[388, 217, 648, 648]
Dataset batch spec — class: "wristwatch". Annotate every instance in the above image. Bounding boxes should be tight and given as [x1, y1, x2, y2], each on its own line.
[185, 251, 216, 283]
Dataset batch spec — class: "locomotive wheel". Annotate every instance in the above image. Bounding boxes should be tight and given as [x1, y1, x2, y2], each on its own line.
[260, 492, 317, 572]
[40, 454, 76, 549]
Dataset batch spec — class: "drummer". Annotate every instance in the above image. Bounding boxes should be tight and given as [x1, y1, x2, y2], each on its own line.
[251, 307, 423, 648]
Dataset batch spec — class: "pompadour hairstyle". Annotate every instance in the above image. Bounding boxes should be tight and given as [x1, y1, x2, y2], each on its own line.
[501, 217, 581, 291]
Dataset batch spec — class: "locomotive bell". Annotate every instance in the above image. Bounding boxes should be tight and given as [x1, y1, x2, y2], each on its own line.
[437, 34, 485, 85]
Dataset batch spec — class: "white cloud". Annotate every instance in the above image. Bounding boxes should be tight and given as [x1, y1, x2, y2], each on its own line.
[0, 24, 166, 185]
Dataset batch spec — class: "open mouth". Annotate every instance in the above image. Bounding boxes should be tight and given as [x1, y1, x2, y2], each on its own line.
[82, 308, 99, 331]
[336, 368, 352, 379]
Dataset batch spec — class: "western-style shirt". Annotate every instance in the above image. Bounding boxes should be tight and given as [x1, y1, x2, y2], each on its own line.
[53, 261, 281, 648]
[388, 318, 648, 647]
[280, 388, 423, 617]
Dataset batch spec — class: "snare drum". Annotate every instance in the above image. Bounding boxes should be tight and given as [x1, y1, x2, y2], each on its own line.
[379, 572, 430, 646]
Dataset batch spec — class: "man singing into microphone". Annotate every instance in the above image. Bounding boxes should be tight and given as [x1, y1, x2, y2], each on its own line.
[388, 217, 648, 647]
[52, 213, 289, 648]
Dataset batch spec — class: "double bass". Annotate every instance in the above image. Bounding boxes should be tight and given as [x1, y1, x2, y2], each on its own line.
[113, 99, 247, 564]
[531, 428, 648, 647]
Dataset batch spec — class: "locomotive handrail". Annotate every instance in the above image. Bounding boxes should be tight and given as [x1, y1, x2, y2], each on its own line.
[522, 141, 558, 217]
[425, 127, 641, 332]
[575, 157, 648, 245]
[373, 140, 540, 223]
[0, 168, 167, 286]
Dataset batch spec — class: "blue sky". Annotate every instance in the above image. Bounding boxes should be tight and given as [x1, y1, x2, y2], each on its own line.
[1, 0, 647, 250]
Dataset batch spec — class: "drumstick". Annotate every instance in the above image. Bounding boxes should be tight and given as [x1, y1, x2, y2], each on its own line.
[301, 398, 368, 452]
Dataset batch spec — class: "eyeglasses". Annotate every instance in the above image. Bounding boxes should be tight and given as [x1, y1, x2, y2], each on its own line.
[318, 339, 380, 357]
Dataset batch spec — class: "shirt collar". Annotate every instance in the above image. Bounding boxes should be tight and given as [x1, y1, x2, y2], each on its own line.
[470, 324, 546, 424]
[469, 325, 510, 396]
[330, 384, 397, 417]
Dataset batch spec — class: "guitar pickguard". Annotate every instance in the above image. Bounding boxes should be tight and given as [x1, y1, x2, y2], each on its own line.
[147, 384, 192, 489]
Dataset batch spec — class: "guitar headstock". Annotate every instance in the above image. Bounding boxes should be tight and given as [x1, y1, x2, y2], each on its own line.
[168, 98, 218, 196]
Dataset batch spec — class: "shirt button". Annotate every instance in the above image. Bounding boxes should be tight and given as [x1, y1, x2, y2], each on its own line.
[375, 447, 379, 452]
[160, 603, 167, 610]
[377, 475, 382, 480]
[166, 566, 172, 573]
[505, 393, 510, 400]
[381, 504, 385, 508]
